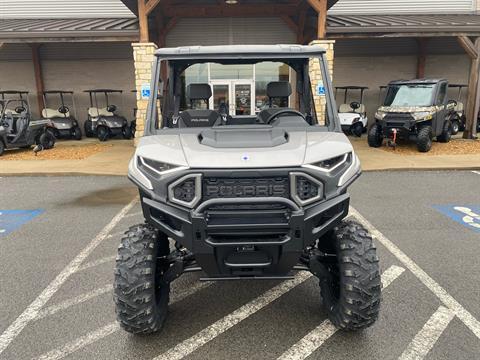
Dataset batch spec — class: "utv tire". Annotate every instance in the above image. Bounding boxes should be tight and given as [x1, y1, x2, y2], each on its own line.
[39, 132, 55, 150]
[437, 120, 452, 143]
[72, 126, 82, 141]
[319, 220, 381, 331]
[114, 224, 171, 334]
[97, 126, 109, 142]
[0, 141, 4, 156]
[367, 123, 383, 148]
[451, 119, 460, 135]
[122, 125, 133, 139]
[416, 126, 433, 152]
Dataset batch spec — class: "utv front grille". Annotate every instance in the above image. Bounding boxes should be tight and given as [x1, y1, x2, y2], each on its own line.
[202, 177, 290, 201]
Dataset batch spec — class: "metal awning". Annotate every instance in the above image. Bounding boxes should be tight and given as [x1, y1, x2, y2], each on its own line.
[0, 18, 139, 43]
[327, 14, 480, 37]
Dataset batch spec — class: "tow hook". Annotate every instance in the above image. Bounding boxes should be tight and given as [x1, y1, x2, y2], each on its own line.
[308, 248, 333, 283]
[162, 248, 194, 284]
[387, 128, 398, 149]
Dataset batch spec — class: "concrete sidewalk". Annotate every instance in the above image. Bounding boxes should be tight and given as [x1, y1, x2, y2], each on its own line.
[351, 137, 480, 171]
[0, 137, 479, 176]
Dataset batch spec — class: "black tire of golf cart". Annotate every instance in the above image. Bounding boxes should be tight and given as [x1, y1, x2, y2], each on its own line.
[437, 120, 452, 143]
[122, 125, 133, 139]
[451, 119, 460, 135]
[97, 126, 109, 142]
[114, 224, 171, 334]
[84, 120, 95, 138]
[416, 126, 433, 152]
[72, 126, 82, 141]
[351, 123, 363, 137]
[39, 131, 55, 150]
[367, 123, 383, 148]
[318, 220, 381, 331]
[0, 141, 4, 156]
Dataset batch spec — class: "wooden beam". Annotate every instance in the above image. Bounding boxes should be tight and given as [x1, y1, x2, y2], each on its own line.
[30, 44, 45, 116]
[307, 0, 327, 39]
[145, 0, 161, 15]
[416, 38, 428, 78]
[457, 35, 478, 59]
[462, 37, 480, 139]
[137, 0, 149, 42]
[162, 4, 298, 17]
[281, 16, 298, 36]
[297, 4, 308, 44]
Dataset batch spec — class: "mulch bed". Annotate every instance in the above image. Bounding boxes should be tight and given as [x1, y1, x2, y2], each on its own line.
[1, 143, 112, 160]
[380, 138, 480, 156]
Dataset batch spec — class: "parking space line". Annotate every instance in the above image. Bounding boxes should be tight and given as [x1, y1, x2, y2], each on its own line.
[34, 280, 214, 360]
[350, 207, 480, 339]
[77, 256, 116, 272]
[35, 285, 113, 321]
[277, 265, 406, 360]
[153, 272, 313, 360]
[472, 171, 480, 175]
[124, 211, 143, 218]
[0, 198, 138, 356]
[399, 306, 455, 360]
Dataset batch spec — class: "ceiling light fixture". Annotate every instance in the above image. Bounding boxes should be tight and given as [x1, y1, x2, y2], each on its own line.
[225, 0, 238, 4]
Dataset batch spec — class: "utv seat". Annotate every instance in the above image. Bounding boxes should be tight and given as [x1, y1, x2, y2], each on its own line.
[178, 83, 220, 128]
[3, 111, 16, 135]
[454, 102, 464, 112]
[258, 81, 292, 123]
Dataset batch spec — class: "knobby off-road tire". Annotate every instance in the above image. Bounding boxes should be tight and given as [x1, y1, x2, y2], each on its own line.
[437, 120, 452, 143]
[451, 119, 460, 135]
[0, 141, 4, 156]
[39, 131, 55, 150]
[416, 126, 433, 152]
[367, 123, 383, 148]
[319, 220, 381, 331]
[114, 224, 171, 334]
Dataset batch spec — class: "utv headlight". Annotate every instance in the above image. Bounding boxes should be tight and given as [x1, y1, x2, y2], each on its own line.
[72, 120, 78, 127]
[338, 152, 361, 187]
[138, 156, 185, 177]
[352, 117, 361, 124]
[305, 153, 350, 172]
[375, 111, 386, 120]
[413, 112, 433, 121]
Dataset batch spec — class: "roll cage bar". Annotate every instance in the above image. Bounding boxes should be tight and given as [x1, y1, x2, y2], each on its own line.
[43, 90, 77, 119]
[335, 86, 369, 105]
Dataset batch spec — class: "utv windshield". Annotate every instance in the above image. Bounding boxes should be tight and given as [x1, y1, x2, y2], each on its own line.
[146, 53, 337, 134]
[384, 84, 435, 107]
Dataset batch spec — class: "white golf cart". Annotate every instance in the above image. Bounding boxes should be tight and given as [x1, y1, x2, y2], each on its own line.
[335, 86, 368, 137]
[448, 84, 467, 135]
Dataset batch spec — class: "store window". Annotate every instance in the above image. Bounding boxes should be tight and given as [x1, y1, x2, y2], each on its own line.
[210, 64, 254, 80]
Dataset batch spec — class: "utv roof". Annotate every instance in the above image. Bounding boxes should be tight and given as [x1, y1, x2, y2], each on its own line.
[0, 90, 29, 94]
[388, 79, 446, 85]
[154, 44, 326, 60]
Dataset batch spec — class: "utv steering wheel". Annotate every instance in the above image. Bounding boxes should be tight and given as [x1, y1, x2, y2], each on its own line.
[265, 109, 306, 124]
[58, 105, 70, 115]
[448, 99, 458, 107]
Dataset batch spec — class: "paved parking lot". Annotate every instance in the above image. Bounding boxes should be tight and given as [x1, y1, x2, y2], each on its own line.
[0, 171, 479, 360]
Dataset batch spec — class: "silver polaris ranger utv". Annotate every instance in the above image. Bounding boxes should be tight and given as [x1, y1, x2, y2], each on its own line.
[115, 45, 381, 334]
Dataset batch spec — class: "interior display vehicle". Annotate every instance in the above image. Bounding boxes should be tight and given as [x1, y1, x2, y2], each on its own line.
[83, 89, 132, 141]
[448, 84, 467, 134]
[0, 91, 55, 155]
[369, 79, 455, 152]
[335, 86, 368, 137]
[114, 45, 381, 335]
[42, 91, 82, 140]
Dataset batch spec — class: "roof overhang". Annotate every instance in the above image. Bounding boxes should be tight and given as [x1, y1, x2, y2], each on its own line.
[327, 14, 480, 38]
[0, 18, 139, 43]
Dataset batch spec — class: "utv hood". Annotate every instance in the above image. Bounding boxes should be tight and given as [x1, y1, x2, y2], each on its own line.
[136, 128, 353, 169]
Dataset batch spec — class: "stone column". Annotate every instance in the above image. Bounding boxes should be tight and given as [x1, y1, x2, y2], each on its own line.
[132, 42, 158, 143]
[309, 40, 335, 125]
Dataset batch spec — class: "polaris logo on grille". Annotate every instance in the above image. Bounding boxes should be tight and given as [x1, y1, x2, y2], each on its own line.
[205, 184, 287, 198]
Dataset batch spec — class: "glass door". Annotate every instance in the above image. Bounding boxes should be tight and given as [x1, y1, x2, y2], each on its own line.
[210, 80, 255, 116]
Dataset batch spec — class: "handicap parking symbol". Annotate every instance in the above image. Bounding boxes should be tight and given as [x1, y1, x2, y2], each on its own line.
[433, 205, 480, 233]
[0, 209, 44, 237]
[141, 84, 151, 100]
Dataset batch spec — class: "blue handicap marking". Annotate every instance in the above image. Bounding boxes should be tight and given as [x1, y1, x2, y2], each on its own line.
[317, 83, 325, 96]
[141, 83, 151, 99]
[0, 209, 44, 237]
[433, 205, 480, 234]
